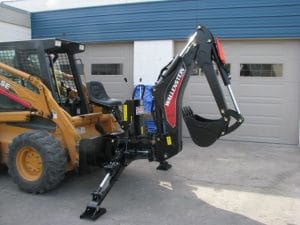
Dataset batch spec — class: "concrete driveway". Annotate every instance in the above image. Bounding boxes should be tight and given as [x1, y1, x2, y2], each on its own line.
[0, 139, 300, 225]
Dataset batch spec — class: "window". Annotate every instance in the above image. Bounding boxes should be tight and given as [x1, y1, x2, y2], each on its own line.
[0, 50, 17, 81]
[240, 64, 283, 77]
[21, 52, 42, 77]
[48, 53, 78, 104]
[52, 53, 73, 75]
[0, 49, 39, 93]
[91, 63, 123, 75]
[0, 50, 15, 65]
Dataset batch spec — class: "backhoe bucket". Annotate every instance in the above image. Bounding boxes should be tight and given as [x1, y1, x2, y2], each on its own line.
[182, 106, 226, 147]
[183, 106, 244, 147]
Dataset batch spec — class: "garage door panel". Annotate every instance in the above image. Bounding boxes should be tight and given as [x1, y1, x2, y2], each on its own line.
[88, 56, 124, 61]
[285, 60, 300, 81]
[237, 123, 281, 138]
[187, 96, 215, 102]
[239, 96, 282, 104]
[79, 43, 133, 102]
[243, 116, 282, 126]
[240, 102, 282, 117]
[187, 82, 227, 99]
[232, 135, 280, 143]
[238, 84, 284, 98]
[284, 83, 300, 103]
[189, 85, 212, 96]
[232, 136, 280, 143]
[237, 42, 284, 57]
[103, 81, 128, 99]
[188, 102, 220, 116]
[177, 39, 300, 144]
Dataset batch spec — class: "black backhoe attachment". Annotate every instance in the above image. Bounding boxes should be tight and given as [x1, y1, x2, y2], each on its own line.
[180, 26, 244, 147]
[81, 24, 244, 220]
[151, 25, 244, 160]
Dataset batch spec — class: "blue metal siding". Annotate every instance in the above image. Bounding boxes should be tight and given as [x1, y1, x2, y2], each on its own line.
[31, 0, 300, 42]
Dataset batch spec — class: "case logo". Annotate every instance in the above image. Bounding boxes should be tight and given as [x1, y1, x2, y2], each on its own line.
[0, 80, 11, 90]
[164, 65, 186, 128]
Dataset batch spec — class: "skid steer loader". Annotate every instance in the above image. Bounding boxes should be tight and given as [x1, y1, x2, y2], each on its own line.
[0, 25, 244, 220]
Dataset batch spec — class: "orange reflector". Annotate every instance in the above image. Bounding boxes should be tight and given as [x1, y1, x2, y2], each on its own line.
[215, 37, 226, 64]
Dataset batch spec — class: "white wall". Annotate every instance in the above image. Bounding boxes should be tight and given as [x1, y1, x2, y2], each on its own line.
[0, 21, 31, 42]
[6, 0, 162, 12]
[134, 40, 173, 85]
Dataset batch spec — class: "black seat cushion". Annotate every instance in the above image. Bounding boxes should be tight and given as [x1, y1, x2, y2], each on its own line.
[87, 81, 122, 107]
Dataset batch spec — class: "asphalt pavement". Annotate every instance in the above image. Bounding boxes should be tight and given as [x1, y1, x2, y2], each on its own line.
[0, 139, 300, 225]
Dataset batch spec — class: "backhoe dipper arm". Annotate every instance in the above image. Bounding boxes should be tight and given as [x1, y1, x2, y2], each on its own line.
[192, 26, 244, 134]
[152, 25, 244, 161]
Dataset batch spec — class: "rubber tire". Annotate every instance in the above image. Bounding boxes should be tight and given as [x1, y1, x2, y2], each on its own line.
[8, 130, 67, 194]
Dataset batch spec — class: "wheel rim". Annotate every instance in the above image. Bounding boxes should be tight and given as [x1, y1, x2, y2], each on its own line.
[16, 146, 43, 181]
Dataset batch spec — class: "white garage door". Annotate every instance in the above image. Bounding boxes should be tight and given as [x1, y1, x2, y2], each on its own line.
[79, 42, 133, 102]
[175, 40, 300, 144]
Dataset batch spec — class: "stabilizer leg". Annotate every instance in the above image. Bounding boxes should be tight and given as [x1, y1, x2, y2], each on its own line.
[80, 147, 126, 220]
[80, 173, 111, 220]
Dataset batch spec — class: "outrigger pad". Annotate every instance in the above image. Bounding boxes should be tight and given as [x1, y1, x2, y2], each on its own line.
[80, 205, 106, 220]
[182, 106, 226, 147]
[157, 161, 172, 171]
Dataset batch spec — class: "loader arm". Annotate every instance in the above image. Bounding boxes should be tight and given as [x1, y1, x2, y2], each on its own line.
[152, 25, 244, 161]
[0, 62, 81, 165]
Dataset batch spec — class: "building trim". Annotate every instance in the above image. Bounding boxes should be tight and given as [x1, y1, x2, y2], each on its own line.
[0, 4, 31, 28]
[31, 0, 300, 42]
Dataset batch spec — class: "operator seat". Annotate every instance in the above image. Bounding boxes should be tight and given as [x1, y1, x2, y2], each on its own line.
[86, 81, 122, 108]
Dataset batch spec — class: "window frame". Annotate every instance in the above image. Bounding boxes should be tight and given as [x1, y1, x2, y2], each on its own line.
[91, 63, 123, 76]
[240, 63, 283, 78]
